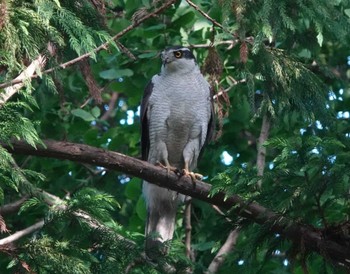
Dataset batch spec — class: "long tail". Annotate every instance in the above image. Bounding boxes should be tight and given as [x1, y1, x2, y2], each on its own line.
[143, 181, 182, 259]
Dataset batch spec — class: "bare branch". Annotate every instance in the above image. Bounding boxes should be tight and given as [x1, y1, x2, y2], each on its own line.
[185, 0, 225, 31]
[213, 78, 246, 100]
[0, 0, 177, 90]
[256, 113, 271, 188]
[211, 205, 232, 223]
[189, 40, 239, 49]
[205, 229, 239, 274]
[100, 92, 119, 121]
[184, 197, 194, 261]
[0, 220, 45, 246]
[0, 55, 46, 105]
[0, 196, 29, 216]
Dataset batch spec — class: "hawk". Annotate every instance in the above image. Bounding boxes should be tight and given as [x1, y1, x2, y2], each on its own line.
[141, 46, 214, 258]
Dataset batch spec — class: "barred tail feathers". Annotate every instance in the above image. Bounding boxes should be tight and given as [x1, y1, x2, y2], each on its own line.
[143, 181, 182, 258]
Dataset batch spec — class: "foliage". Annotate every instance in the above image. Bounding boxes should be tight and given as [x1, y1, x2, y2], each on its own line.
[1, 0, 350, 273]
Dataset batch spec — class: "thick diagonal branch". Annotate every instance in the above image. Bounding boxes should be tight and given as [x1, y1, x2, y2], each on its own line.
[2, 139, 350, 268]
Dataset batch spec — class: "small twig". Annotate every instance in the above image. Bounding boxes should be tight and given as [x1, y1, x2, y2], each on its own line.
[80, 97, 92, 108]
[184, 197, 193, 261]
[0, 0, 177, 90]
[189, 40, 239, 49]
[100, 92, 119, 121]
[116, 41, 137, 61]
[185, 0, 225, 31]
[256, 113, 271, 188]
[211, 205, 232, 223]
[213, 78, 246, 100]
[205, 229, 239, 273]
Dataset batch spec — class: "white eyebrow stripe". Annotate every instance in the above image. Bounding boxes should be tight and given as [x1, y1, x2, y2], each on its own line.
[170, 47, 190, 52]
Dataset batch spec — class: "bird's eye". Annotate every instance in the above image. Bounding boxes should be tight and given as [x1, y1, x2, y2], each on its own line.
[174, 51, 183, 58]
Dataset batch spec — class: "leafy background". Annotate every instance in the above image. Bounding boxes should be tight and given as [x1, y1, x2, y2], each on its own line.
[1, 0, 350, 273]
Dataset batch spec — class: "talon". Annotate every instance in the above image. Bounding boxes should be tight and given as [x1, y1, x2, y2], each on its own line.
[182, 161, 203, 181]
[182, 169, 203, 180]
[155, 161, 179, 175]
[182, 169, 203, 190]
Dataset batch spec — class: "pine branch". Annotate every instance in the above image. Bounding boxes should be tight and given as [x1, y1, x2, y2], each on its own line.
[0, 164, 135, 248]
[0, 193, 135, 248]
[2, 139, 350, 268]
[0, 209, 135, 247]
[0, 0, 177, 90]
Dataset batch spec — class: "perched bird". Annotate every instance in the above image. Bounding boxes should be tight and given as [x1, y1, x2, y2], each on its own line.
[141, 46, 214, 258]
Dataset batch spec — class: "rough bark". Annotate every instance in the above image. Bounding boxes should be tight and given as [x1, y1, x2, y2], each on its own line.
[2, 139, 350, 268]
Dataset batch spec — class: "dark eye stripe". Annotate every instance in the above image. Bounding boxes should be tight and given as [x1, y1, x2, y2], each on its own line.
[165, 46, 196, 61]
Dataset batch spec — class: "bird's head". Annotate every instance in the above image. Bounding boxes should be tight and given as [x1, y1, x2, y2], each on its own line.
[161, 46, 197, 74]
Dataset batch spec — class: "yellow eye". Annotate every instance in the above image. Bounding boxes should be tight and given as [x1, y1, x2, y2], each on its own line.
[174, 51, 182, 58]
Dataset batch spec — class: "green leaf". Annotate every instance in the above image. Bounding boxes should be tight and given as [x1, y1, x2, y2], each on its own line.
[125, 178, 142, 200]
[317, 32, 323, 46]
[345, 9, 350, 18]
[99, 68, 134, 80]
[298, 48, 311, 59]
[192, 241, 215, 251]
[71, 109, 95, 122]
[138, 52, 158, 59]
[91, 106, 101, 118]
[136, 196, 146, 221]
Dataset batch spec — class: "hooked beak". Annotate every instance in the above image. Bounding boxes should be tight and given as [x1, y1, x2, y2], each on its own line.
[161, 52, 173, 64]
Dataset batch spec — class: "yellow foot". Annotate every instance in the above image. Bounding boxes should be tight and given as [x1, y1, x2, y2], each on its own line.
[182, 169, 203, 181]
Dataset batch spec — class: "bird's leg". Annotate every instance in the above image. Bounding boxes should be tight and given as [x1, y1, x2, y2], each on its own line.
[155, 160, 179, 175]
[182, 161, 203, 181]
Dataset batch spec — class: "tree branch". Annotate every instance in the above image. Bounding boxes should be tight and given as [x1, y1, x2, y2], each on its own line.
[0, 0, 177, 90]
[185, 0, 225, 31]
[205, 229, 239, 274]
[0, 163, 135, 247]
[256, 113, 271, 188]
[0, 55, 46, 105]
[0, 196, 29, 216]
[2, 139, 350, 268]
[100, 92, 119, 121]
[184, 197, 193, 261]
[0, 220, 45, 246]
